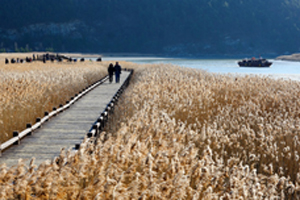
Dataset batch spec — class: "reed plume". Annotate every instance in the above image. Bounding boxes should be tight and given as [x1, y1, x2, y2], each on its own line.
[0, 61, 107, 142]
[0, 63, 300, 199]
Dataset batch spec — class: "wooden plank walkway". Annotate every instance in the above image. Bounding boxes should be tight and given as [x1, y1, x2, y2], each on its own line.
[0, 71, 131, 167]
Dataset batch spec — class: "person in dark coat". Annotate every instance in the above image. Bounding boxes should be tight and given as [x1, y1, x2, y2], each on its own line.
[114, 62, 122, 83]
[108, 63, 115, 83]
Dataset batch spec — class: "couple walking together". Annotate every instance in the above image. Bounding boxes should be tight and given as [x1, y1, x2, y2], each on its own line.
[108, 62, 122, 83]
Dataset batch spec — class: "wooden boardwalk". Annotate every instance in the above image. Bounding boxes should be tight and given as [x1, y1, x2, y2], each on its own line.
[0, 71, 131, 167]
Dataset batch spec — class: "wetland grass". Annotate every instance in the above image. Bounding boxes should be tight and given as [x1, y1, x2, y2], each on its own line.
[0, 60, 108, 142]
[1, 63, 300, 199]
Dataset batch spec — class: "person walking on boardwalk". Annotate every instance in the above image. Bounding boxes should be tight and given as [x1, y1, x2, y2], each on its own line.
[114, 62, 122, 83]
[108, 63, 115, 83]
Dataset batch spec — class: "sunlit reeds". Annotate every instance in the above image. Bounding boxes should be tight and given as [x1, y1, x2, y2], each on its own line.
[0, 60, 107, 142]
[105, 64, 300, 199]
[1, 63, 300, 199]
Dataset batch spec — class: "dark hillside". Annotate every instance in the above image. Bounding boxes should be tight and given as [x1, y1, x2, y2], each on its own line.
[0, 0, 300, 57]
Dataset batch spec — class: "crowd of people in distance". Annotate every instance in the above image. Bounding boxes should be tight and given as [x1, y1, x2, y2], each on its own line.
[108, 62, 122, 83]
[5, 57, 33, 64]
[4, 53, 103, 64]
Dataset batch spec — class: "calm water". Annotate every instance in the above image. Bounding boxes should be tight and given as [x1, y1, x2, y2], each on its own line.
[102, 57, 300, 80]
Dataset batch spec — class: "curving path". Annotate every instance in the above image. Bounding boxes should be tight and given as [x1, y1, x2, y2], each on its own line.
[0, 71, 131, 167]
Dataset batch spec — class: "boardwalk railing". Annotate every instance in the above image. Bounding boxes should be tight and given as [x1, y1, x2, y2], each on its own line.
[0, 74, 110, 156]
[77, 68, 134, 149]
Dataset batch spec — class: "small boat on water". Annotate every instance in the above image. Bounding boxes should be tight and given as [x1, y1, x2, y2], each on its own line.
[238, 57, 272, 67]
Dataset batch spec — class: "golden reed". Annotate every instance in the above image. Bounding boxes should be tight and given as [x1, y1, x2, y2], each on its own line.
[0, 60, 108, 142]
[1, 63, 300, 199]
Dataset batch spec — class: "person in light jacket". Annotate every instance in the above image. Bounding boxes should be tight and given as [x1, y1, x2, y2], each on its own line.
[114, 62, 122, 83]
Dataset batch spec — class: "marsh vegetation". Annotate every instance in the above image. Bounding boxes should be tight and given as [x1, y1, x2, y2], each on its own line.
[0, 61, 107, 142]
[1, 63, 300, 199]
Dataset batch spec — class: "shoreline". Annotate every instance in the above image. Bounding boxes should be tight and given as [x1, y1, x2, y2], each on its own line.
[0, 52, 280, 60]
[275, 53, 300, 62]
[0, 52, 102, 61]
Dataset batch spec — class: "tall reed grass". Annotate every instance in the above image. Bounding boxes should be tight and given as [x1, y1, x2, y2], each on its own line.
[0, 63, 300, 199]
[0, 61, 107, 142]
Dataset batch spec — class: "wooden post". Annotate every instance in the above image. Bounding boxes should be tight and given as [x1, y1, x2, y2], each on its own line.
[92, 124, 98, 137]
[59, 104, 63, 113]
[13, 131, 20, 145]
[53, 107, 57, 116]
[36, 118, 41, 128]
[87, 132, 93, 138]
[26, 123, 32, 135]
[66, 101, 70, 108]
[97, 118, 102, 131]
[75, 144, 80, 150]
[100, 115, 105, 130]
[45, 111, 49, 121]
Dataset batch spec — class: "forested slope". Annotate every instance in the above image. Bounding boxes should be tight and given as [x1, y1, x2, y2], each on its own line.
[1, 0, 300, 57]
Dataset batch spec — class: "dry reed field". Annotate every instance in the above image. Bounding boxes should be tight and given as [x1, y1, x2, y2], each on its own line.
[1, 63, 300, 199]
[0, 57, 108, 142]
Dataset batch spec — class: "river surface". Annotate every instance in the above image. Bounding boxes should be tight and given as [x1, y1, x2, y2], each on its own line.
[102, 57, 300, 81]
